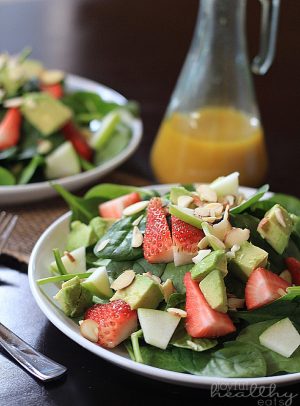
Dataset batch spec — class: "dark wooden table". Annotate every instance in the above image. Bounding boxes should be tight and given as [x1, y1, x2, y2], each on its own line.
[0, 1, 300, 405]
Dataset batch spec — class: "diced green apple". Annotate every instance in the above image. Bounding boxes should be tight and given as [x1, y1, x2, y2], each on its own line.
[81, 266, 113, 298]
[45, 141, 81, 179]
[90, 111, 121, 150]
[137, 309, 181, 350]
[210, 172, 239, 197]
[51, 246, 86, 274]
[169, 205, 203, 229]
[259, 318, 300, 358]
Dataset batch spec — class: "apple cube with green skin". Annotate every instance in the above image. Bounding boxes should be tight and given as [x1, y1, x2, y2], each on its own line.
[210, 171, 239, 197]
[45, 141, 81, 179]
[259, 318, 300, 358]
[169, 205, 203, 229]
[81, 266, 113, 298]
[50, 246, 86, 274]
[137, 309, 181, 350]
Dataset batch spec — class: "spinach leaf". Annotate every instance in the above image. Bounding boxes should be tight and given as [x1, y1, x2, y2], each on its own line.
[52, 184, 101, 223]
[84, 183, 155, 200]
[105, 260, 134, 280]
[234, 287, 300, 324]
[161, 263, 194, 294]
[17, 155, 44, 184]
[166, 293, 186, 309]
[94, 214, 146, 261]
[174, 342, 267, 377]
[0, 166, 16, 185]
[170, 324, 217, 352]
[0, 147, 17, 161]
[251, 193, 300, 217]
[237, 320, 300, 375]
[139, 346, 185, 373]
[224, 273, 245, 298]
[132, 258, 167, 277]
[230, 184, 269, 214]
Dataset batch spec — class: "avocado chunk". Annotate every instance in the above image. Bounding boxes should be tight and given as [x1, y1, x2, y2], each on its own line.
[21, 93, 72, 135]
[170, 186, 193, 204]
[90, 216, 115, 239]
[54, 276, 93, 317]
[191, 250, 227, 281]
[257, 204, 293, 254]
[228, 241, 268, 281]
[200, 270, 228, 313]
[110, 274, 163, 310]
[66, 221, 96, 251]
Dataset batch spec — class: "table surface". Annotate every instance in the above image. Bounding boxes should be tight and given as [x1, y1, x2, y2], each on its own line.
[0, 0, 300, 404]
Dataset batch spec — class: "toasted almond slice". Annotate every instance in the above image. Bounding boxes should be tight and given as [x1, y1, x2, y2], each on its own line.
[143, 272, 161, 284]
[131, 226, 143, 248]
[64, 251, 76, 262]
[274, 207, 286, 228]
[224, 228, 250, 248]
[279, 270, 292, 284]
[167, 308, 187, 318]
[192, 249, 211, 264]
[201, 216, 221, 224]
[161, 279, 175, 301]
[198, 236, 209, 249]
[123, 200, 149, 216]
[3, 97, 23, 108]
[40, 69, 65, 85]
[196, 184, 218, 203]
[225, 195, 235, 206]
[228, 298, 245, 310]
[37, 139, 52, 155]
[132, 214, 144, 226]
[24, 97, 37, 109]
[95, 238, 110, 253]
[178, 195, 194, 208]
[213, 219, 232, 240]
[226, 251, 235, 260]
[80, 319, 99, 343]
[111, 270, 136, 290]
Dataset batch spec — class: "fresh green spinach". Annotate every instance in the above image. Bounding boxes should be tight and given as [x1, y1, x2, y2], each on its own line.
[161, 263, 195, 294]
[84, 183, 156, 200]
[230, 184, 269, 214]
[0, 166, 16, 185]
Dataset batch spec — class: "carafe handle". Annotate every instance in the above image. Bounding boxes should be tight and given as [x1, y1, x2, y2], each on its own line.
[252, 0, 280, 75]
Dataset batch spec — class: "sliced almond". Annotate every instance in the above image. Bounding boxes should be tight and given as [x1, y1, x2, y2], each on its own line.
[177, 195, 194, 208]
[111, 270, 136, 290]
[131, 226, 143, 248]
[196, 184, 218, 203]
[161, 279, 175, 301]
[279, 270, 292, 284]
[95, 238, 110, 253]
[3, 97, 23, 108]
[167, 308, 187, 318]
[37, 139, 52, 155]
[198, 236, 209, 249]
[225, 195, 235, 206]
[224, 228, 250, 248]
[143, 272, 161, 284]
[274, 207, 286, 228]
[228, 298, 245, 310]
[123, 200, 149, 216]
[258, 217, 269, 230]
[132, 214, 144, 226]
[64, 251, 76, 262]
[231, 244, 241, 253]
[40, 69, 65, 85]
[201, 216, 222, 224]
[24, 97, 37, 109]
[80, 319, 99, 343]
[213, 219, 232, 240]
[192, 249, 211, 264]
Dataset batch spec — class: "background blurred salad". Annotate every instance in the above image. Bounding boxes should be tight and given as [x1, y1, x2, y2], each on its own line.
[0, 49, 139, 186]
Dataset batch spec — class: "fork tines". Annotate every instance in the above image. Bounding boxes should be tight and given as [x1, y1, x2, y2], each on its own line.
[0, 211, 18, 254]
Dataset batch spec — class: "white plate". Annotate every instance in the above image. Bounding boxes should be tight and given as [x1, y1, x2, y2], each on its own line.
[28, 185, 300, 388]
[0, 74, 142, 205]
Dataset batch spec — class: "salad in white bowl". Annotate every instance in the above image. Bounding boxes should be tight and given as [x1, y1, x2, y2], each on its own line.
[36, 172, 300, 379]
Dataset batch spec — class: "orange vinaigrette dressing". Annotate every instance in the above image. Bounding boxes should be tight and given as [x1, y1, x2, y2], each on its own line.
[151, 107, 267, 186]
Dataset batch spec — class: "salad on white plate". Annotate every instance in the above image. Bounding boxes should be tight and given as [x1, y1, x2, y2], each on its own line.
[36, 172, 300, 379]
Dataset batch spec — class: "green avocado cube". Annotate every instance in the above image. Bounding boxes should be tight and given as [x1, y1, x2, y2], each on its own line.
[90, 216, 115, 239]
[257, 204, 293, 254]
[110, 274, 163, 310]
[200, 270, 228, 313]
[21, 93, 72, 136]
[54, 276, 93, 317]
[66, 221, 96, 251]
[228, 241, 268, 281]
[191, 250, 227, 282]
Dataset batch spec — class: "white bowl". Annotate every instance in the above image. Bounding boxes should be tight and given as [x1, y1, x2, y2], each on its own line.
[28, 185, 300, 388]
[0, 74, 142, 205]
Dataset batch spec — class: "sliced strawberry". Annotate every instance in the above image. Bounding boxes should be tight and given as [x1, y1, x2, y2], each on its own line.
[171, 215, 204, 266]
[0, 108, 21, 151]
[84, 299, 137, 348]
[143, 197, 174, 263]
[62, 121, 93, 161]
[99, 192, 141, 219]
[285, 257, 300, 285]
[184, 272, 236, 338]
[41, 83, 63, 99]
[245, 267, 291, 310]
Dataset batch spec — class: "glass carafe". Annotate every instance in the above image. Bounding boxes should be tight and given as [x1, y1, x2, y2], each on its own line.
[151, 0, 280, 186]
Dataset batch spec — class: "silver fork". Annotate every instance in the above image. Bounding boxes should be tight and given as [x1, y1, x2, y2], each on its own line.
[0, 211, 67, 381]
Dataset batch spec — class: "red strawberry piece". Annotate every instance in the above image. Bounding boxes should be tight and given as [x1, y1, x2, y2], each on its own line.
[84, 299, 137, 348]
[245, 267, 291, 310]
[62, 120, 93, 161]
[171, 215, 204, 266]
[143, 197, 174, 263]
[0, 108, 21, 151]
[41, 83, 63, 99]
[285, 257, 300, 285]
[184, 272, 236, 338]
[99, 192, 141, 219]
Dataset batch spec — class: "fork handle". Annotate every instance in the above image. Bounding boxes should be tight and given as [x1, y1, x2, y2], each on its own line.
[0, 323, 67, 381]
